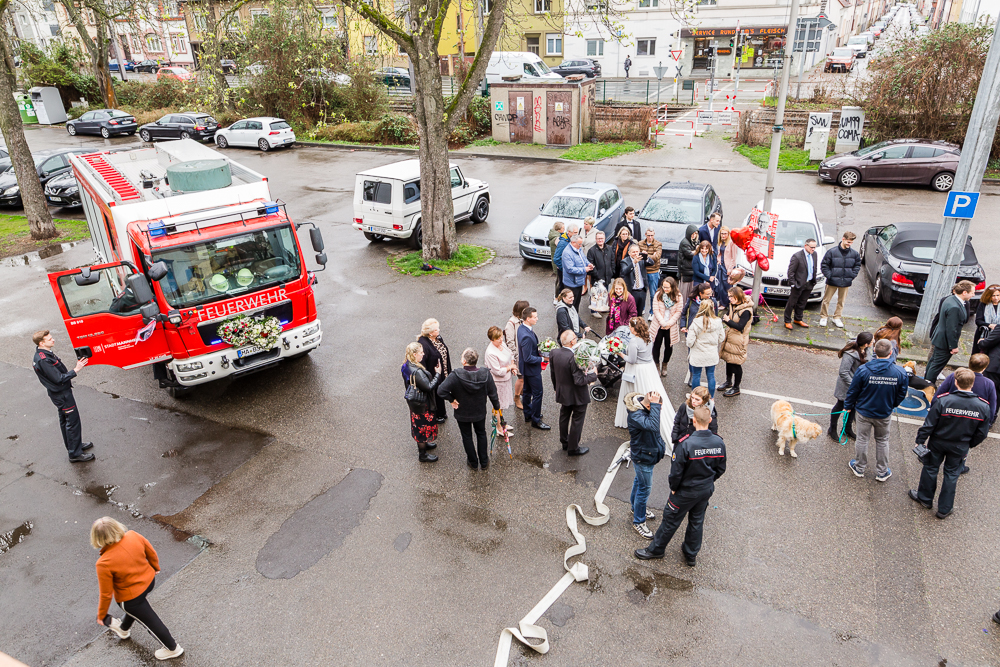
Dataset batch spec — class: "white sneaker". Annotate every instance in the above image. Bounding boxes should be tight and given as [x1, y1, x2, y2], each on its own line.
[633, 522, 653, 539]
[155, 646, 184, 661]
[833, 317, 844, 327]
[819, 317, 828, 326]
[108, 617, 130, 639]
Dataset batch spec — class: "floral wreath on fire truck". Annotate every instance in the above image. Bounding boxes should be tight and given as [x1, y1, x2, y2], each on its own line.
[217, 313, 283, 350]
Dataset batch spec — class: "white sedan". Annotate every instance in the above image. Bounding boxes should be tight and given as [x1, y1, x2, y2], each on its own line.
[214, 117, 296, 152]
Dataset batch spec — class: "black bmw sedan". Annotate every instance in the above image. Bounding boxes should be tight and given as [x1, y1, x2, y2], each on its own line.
[66, 109, 137, 138]
[860, 222, 985, 310]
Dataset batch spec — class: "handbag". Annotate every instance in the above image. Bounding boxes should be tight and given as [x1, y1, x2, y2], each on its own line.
[622, 372, 637, 384]
[404, 372, 427, 410]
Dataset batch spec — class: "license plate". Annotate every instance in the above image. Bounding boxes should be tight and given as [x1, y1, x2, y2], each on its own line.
[48, 197, 62, 202]
[764, 286, 789, 295]
[536, 246, 551, 256]
[236, 345, 265, 358]
[367, 226, 390, 233]
[284, 138, 293, 143]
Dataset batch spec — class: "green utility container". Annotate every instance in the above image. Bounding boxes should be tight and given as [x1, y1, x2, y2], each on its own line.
[15, 93, 37, 124]
[166, 159, 233, 193]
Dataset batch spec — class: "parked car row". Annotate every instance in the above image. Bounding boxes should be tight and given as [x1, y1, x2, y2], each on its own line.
[0, 147, 88, 208]
[818, 139, 960, 192]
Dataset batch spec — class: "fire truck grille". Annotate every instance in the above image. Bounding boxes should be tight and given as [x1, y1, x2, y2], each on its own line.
[198, 301, 294, 346]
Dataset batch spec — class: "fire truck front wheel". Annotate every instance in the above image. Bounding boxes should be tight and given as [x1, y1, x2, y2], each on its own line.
[167, 384, 194, 399]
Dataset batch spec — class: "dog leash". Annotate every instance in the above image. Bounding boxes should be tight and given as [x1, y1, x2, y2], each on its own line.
[790, 409, 848, 445]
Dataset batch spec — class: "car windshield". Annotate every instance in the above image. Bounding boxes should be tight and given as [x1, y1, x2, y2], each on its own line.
[832, 48, 854, 57]
[645, 220, 691, 244]
[197, 116, 218, 125]
[542, 196, 595, 219]
[154, 225, 302, 309]
[892, 241, 977, 265]
[854, 140, 892, 156]
[534, 60, 553, 74]
[773, 219, 818, 247]
[639, 196, 702, 223]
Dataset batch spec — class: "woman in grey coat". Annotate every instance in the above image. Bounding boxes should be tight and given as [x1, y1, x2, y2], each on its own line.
[829, 332, 873, 440]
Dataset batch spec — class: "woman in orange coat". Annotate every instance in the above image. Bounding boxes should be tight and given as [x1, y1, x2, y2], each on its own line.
[92, 517, 184, 660]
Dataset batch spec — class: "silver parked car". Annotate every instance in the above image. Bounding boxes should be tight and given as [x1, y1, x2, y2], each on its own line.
[518, 182, 624, 262]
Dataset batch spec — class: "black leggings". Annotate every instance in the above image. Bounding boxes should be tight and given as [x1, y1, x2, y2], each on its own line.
[725, 362, 743, 388]
[119, 579, 177, 651]
[831, 400, 857, 435]
[652, 329, 673, 366]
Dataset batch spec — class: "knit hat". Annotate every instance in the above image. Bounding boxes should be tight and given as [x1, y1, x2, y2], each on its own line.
[624, 392, 645, 412]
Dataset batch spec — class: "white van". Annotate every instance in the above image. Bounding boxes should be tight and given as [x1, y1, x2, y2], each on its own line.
[352, 159, 491, 249]
[485, 52, 563, 85]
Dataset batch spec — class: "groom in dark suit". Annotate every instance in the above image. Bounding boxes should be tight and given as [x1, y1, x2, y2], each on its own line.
[517, 307, 550, 430]
[549, 330, 595, 456]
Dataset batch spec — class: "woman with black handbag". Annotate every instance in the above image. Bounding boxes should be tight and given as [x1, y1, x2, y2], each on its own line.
[403, 342, 443, 463]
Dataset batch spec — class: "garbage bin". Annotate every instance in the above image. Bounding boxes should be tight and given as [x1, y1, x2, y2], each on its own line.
[28, 86, 67, 124]
[14, 93, 37, 124]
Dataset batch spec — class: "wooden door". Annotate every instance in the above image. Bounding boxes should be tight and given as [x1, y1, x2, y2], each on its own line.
[508, 91, 532, 143]
[546, 91, 572, 145]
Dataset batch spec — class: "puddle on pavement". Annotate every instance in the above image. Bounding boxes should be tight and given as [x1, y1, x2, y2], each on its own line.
[394, 532, 411, 553]
[515, 451, 546, 468]
[624, 565, 693, 603]
[459, 285, 494, 298]
[0, 241, 83, 267]
[0, 520, 33, 554]
[85, 484, 119, 502]
[417, 490, 508, 556]
[543, 600, 575, 627]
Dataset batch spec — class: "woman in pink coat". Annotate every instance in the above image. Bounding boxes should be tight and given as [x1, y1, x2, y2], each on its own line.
[649, 276, 684, 377]
[606, 278, 638, 335]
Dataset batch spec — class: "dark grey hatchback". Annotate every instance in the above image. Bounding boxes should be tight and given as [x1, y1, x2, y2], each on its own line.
[635, 181, 723, 274]
[818, 139, 960, 192]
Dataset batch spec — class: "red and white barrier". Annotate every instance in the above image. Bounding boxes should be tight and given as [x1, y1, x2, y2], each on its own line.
[650, 119, 694, 149]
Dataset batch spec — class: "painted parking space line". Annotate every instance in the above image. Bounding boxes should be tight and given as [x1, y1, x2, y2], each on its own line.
[738, 388, 1000, 440]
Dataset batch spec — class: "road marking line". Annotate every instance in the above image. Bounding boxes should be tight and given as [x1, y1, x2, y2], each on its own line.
[739, 389, 1000, 439]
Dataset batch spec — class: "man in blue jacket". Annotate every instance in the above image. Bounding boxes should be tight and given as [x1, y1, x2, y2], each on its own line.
[698, 212, 722, 255]
[561, 234, 592, 313]
[844, 339, 909, 482]
[624, 391, 668, 539]
[517, 307, 550, 430]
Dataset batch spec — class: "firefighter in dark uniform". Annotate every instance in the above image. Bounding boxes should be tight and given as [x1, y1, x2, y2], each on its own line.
[634, 405, 726, 567]
[31, 329, 94, 462]
[909, 367, 990, 519]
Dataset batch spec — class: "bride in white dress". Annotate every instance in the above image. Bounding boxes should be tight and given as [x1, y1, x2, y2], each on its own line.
[614, 316, 676, 450]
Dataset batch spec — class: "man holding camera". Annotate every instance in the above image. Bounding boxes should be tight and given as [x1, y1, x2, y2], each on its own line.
[32, 330, 94, 463]
[910, 368, 990, 519]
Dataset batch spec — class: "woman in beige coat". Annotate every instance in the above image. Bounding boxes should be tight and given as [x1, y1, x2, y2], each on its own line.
[650, 276, 683, 377]
[686, 299, 726, 397]
[719, 285, 754, 397]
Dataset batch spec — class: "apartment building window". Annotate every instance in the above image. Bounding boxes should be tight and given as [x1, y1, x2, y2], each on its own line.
[483, 0, 493, 12]
[365, 35, 378, 55]
[546, 33, 562, 55]
[146, 33, 162, 51]
[526, 35, 540, 54]
[638, 0, 658, 6]
[250, 8, 269, 21]
[586, 0, 608, 9]
[586, 39, 604, 55]
[166, 1, 179, 16]
[322, 12, 337, 28]
[636, 37, 655, 56]
[170, 34, 186, 52]
[534, 0, 550, 13]
[192, 13, 207, 30]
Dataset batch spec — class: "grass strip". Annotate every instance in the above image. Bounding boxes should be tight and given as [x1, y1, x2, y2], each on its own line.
[388, 244, 493, 276]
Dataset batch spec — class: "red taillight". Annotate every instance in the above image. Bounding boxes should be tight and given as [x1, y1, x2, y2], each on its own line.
[393, 224, 403, 230]
[976, 281, 986, 291]
[891, 272, 914, 287]
[269, 131, 280, 135]
[109, 120, 118, 125]
[353, 217, 363, 225]
[195, 126, 205, 131]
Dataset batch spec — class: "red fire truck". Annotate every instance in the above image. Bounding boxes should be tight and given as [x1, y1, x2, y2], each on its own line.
[46, 140, 325, 396]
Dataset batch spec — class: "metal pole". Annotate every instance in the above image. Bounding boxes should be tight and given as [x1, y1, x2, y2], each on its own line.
[734, 24, 742, 102]
[656, 60, 662, 109]
[709, 41, 716, 110]
[751, 0, 800, 308]
[912, 23, 1000, 343]
[795, 45, 806, 99]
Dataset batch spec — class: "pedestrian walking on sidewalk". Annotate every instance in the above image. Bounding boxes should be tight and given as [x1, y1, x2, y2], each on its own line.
[678, 225, 700, 309]
[819, 231, 860, 328]
[418, 319, 452, 423]
[650, 277, 683, 377]
[550, 330, 596, 457]
[504, 301, 529, 410]
[672, 386, 719, 442]
[31, 330, 94, 463]
[486, 326, 516, 412]
[403, 342, 443, 462]
[909, 368, 990, 519]
[844, 339, 909, 482]
[931, 353, 997, 475]
[925, 280, 974, 383]
[625, 391, 669, 539]
[634, 405, 726, 567]
[437, 348, 501, 470]
[91, 517, 184, 661]
[829, 332, 872, 441]
[686, 300, 726, 397]
[624, 55, 632, 78]
[784, 238, 819, 329]
[972, 284, 1000, 354]
[719, 286, 753, 397]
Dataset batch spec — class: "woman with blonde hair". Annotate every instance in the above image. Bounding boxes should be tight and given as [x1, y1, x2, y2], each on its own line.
[417, 318, 452, 423]
[403, 341, 443, 462]
[686, 299, 725, 397]
[91, 517, 183, 660]
[606, 277, 637, 335]
[485, 326, 516, 411]
[614, 316, 675, 446]
[650, 276, 683, 377]
[504, 301, 529, 409]
[719, 285, 754, 397]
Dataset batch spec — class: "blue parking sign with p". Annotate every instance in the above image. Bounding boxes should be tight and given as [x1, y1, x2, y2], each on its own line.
[944, 191, 980, 219]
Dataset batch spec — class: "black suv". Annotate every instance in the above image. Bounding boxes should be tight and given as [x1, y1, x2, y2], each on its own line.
[635, 181, 723, 274]
[0, 148, 89, 208]
[551, 58, 601, 78]
[139, 112, 219, 142]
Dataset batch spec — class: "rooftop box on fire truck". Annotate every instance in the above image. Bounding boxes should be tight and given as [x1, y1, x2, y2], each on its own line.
[45, 140, 327, 396]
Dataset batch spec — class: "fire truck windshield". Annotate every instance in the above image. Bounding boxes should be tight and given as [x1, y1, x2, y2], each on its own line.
[154, 225, 301, 308]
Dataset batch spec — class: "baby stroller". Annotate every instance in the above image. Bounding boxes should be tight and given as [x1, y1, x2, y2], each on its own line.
[588, 327, 631, 402]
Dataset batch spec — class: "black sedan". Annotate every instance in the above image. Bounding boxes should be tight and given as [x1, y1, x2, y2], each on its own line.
[139, 112, 219, 142]
[635, 181, 723, 274]
[0, 148, 88, 207]
[860, 222, 985, 310]
[551, 58, 601, 78]
[134, 60, 161, 73]
[44, 171, 81, 208]
[66, 108, 137, 138]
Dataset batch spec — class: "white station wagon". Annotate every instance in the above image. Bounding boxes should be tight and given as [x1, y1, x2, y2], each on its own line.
[352, 159, 490, 248]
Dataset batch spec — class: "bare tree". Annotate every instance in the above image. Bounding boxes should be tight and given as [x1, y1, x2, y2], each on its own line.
[57, 0, 142, 108]
[0, 6, 55, 239]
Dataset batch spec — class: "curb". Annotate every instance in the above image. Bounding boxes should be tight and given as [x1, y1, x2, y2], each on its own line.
[296, 140, 570, 163]
[751, 329, 970, 369]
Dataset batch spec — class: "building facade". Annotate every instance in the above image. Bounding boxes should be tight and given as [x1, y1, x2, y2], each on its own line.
[10, 0, 62, 50]
[497, 0, 566, 67]
[54, 2, 193, 67]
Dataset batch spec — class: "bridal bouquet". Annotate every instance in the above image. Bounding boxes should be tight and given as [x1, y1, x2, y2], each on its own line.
[603, 336, 624, 356]
[538, 338, 558, 357]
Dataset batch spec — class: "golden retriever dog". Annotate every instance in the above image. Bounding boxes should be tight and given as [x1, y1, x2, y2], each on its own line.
[770, 400, 824, 458]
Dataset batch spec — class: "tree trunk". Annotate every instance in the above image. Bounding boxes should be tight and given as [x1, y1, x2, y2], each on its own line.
[0, 22, 55, 239]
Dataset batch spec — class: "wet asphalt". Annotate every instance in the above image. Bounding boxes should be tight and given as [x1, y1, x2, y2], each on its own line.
[2, 127, 1000, 665]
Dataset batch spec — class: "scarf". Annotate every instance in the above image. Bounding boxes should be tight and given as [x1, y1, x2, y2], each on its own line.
[609, 296, 627, 330]
[431, 336, 449, 375]
[985, 303, 1000, 326]
[557, 302, 580, 333]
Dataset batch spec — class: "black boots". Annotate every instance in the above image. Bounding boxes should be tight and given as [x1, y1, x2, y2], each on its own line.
[418, 443, 438, 463]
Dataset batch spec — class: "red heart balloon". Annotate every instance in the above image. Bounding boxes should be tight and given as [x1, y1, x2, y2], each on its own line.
[730, 225, 755, 250]
[757, 257, 770, 271]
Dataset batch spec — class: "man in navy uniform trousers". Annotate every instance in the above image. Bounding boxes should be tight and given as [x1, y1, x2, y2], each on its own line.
[32, 329, 94, 462]
[517, 307, 550, 430]
[634, 405, 726, 567]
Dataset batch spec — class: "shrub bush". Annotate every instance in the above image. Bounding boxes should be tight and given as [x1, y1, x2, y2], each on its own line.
[376, 113, 418, 144]
[312, 122, 379, 143]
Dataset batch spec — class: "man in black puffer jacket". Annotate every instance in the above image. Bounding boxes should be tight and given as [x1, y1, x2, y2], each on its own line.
[438, 348, 500, 470]
[678, 224, 700, 309]
[819, 231, 861, 328]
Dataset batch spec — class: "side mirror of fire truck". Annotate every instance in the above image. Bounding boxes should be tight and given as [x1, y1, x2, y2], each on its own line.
[309, 228, 328, 271]
[75, 267, 101, 286]
[126, 273, 162, 324]
[148, 261, 169, 281]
